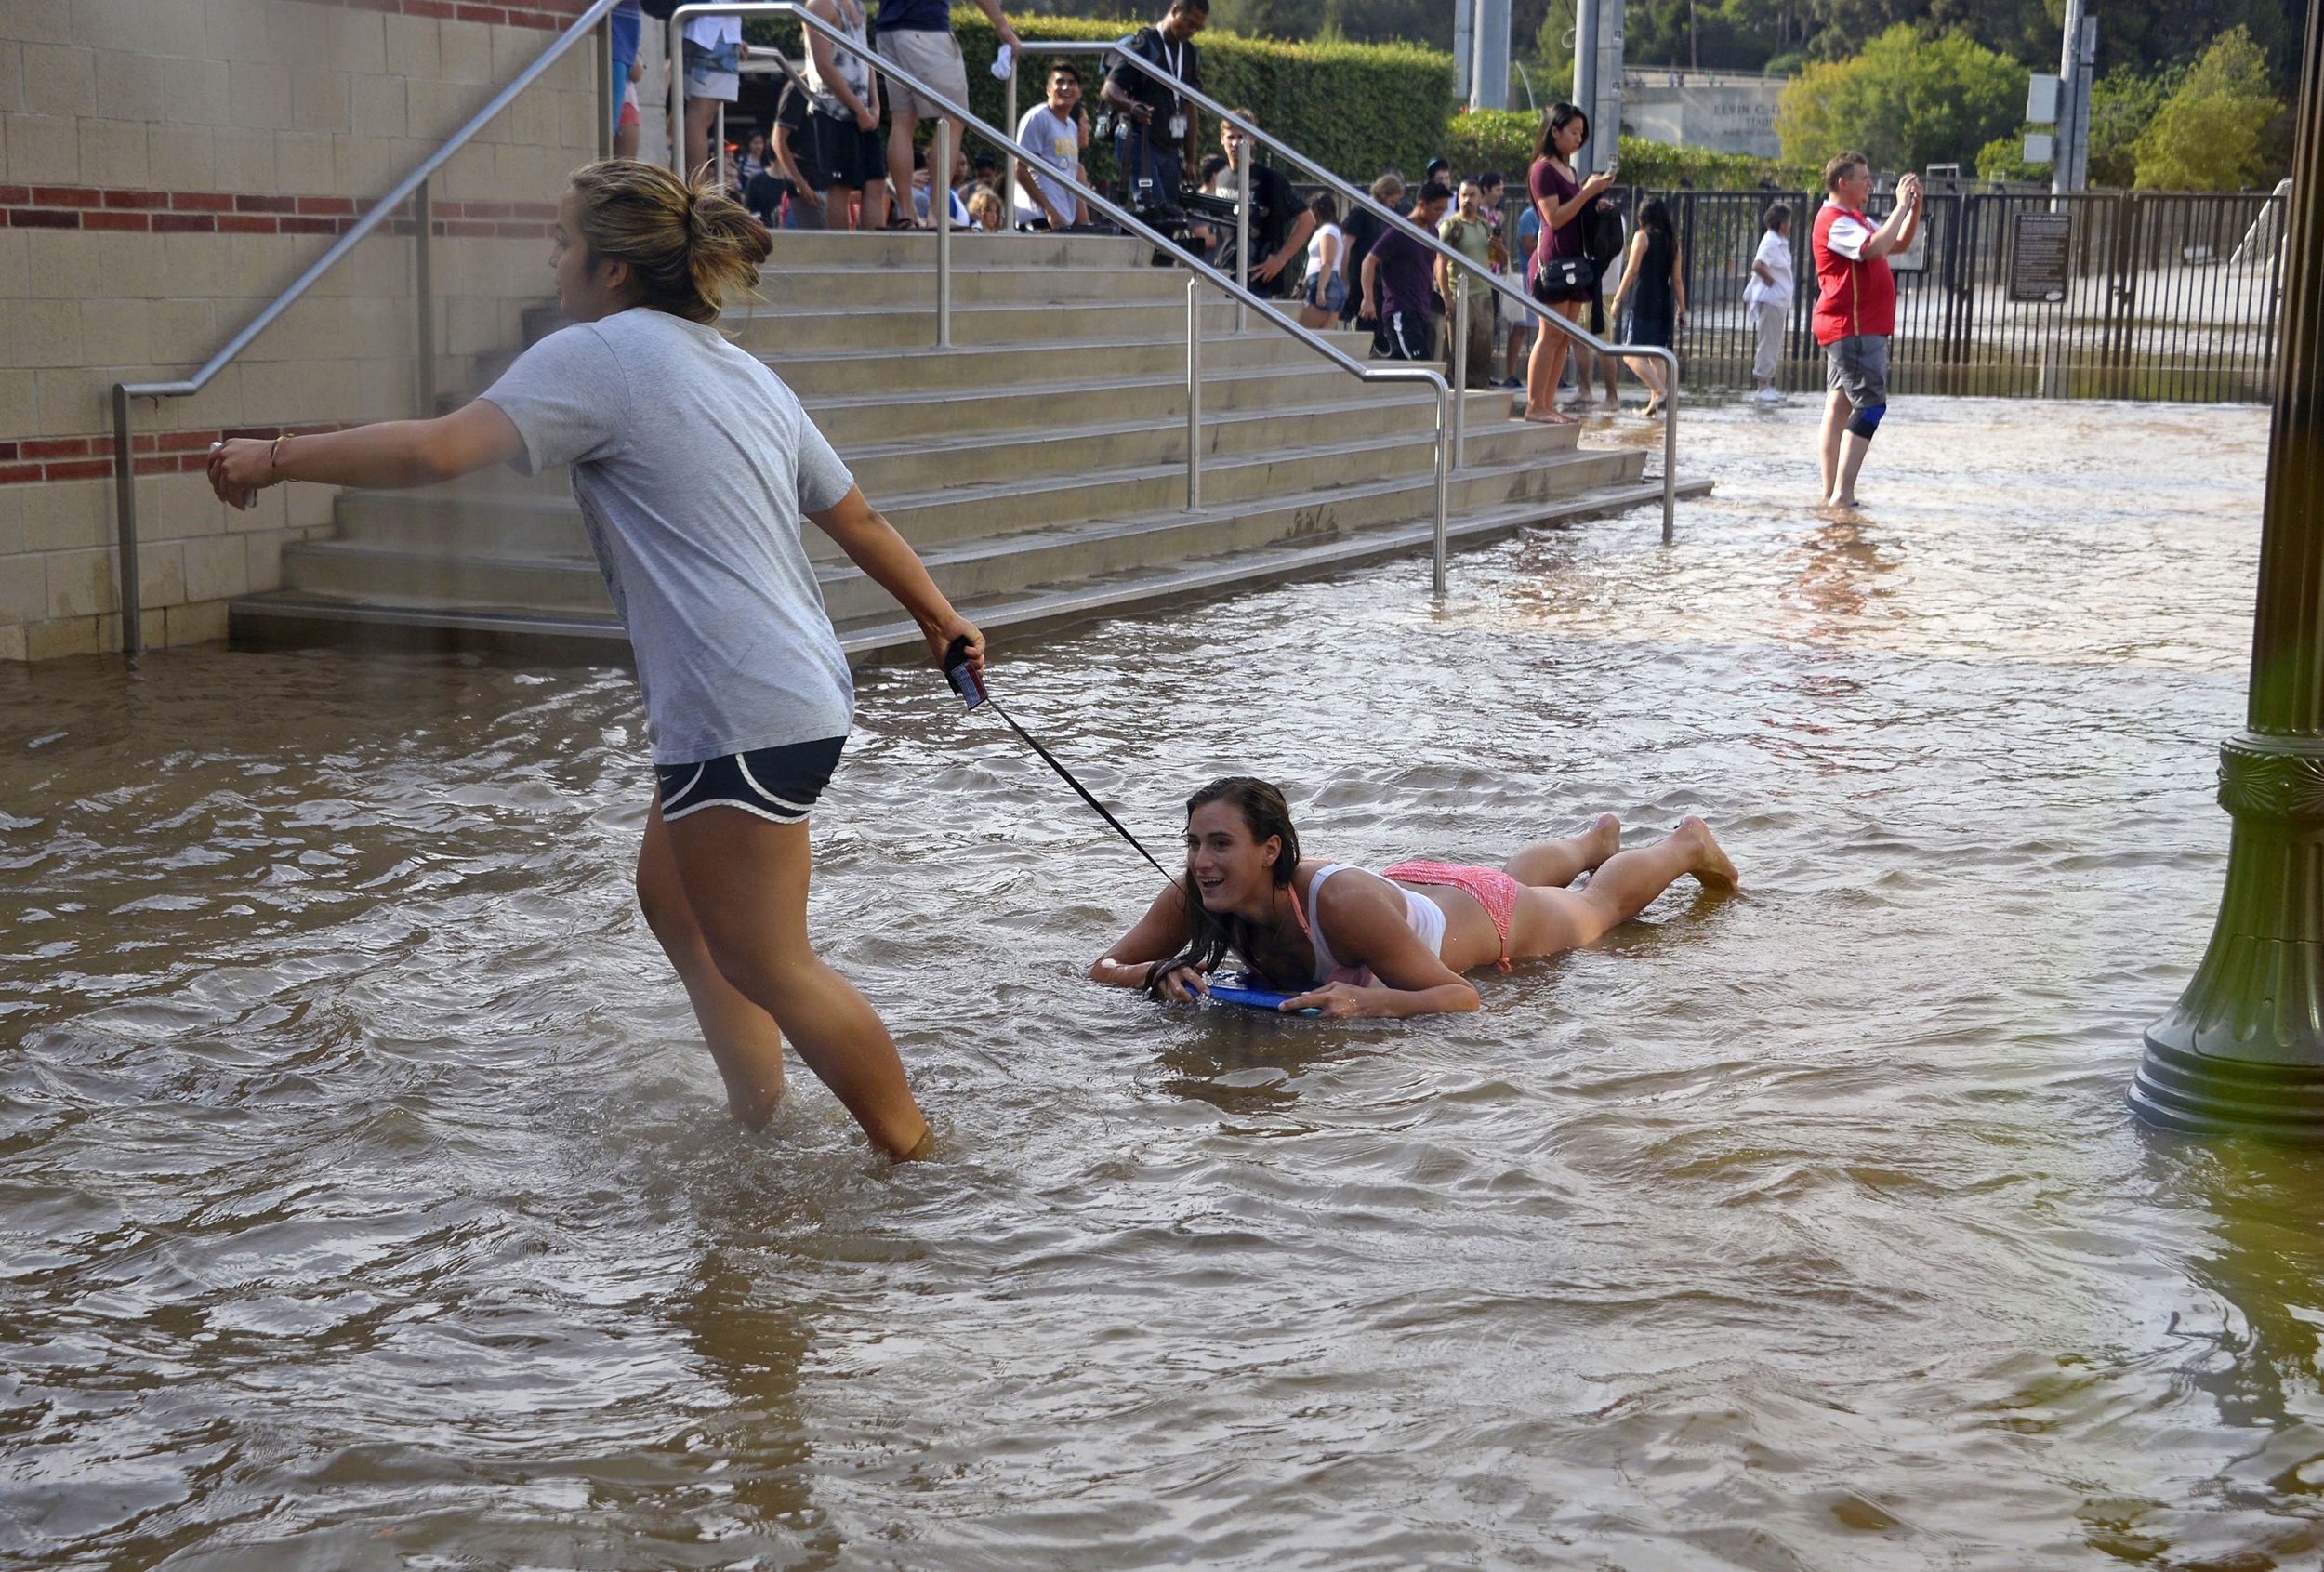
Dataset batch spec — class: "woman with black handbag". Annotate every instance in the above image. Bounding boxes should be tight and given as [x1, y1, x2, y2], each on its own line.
[1524, 102, 1617, 426]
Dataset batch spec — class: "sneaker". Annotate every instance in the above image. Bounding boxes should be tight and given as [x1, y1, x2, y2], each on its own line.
[1754, 386, 1783, 403]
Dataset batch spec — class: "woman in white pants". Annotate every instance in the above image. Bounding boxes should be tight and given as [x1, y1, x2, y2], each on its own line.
[1743, 202, 1793, 402]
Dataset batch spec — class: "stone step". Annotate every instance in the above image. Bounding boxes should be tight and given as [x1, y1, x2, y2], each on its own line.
[729, 296, 1242, 352]
[328, 403, 1560, 561]
[230, 473, 1710, 662]
[759, 263, 1204, 310]
[759, 327, 1377, 397]
[359, 385, 1531, 523]
[760, 230, 1148, 270]
[279, 445, 1645, 623]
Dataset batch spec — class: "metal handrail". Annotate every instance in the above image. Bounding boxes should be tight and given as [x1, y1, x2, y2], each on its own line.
[672, 3, 1457, 587]
[107, 0, 625, 655]
[1020, 39, 1679, 542]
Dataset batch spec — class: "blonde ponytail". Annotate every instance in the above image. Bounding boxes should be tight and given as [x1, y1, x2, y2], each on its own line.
[566, 159, 770, 325]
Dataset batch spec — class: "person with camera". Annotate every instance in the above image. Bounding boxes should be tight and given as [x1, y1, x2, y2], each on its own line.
[1812, 152, 1921, 507]
[1523, 102, 1616, 426]
[1101, 0, 1207, 217]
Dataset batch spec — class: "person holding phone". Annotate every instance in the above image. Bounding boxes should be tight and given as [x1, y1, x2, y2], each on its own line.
[207, 161, 984, 1161]
[1812, 151, 1921, 507]
[1524, 102, 1617, 426]
[1102, 0, 1207, 216]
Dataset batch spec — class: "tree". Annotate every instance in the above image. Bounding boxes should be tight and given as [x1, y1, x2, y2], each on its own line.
[2132, 27, 2282, 189]
[1775, 24, 2027, 174]
[2086, 62, 2185, 187]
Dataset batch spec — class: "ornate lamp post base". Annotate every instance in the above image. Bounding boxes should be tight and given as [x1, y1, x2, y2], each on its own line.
[2131, 0, 2324, 1141]
[2134, 733, 2324, 1138]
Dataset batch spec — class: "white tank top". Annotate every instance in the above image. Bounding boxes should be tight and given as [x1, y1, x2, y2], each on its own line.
[1303, 863, 1447, 986]
[805, 0, 872, 109]
[1305, 221, 1345, 278]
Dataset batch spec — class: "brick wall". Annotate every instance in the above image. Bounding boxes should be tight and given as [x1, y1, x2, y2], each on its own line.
[0, 0, 603, 660]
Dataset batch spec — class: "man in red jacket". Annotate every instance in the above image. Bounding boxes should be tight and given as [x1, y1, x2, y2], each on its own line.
[1811, 151, 1921, 507]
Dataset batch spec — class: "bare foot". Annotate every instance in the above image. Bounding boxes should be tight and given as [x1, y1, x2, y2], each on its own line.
[1826, 492, 1857, 509]
[1524, 407, 1578, 425]
[1584, 812, 1622, 870]
[1679, 814, 1739, 891]
[1601, 392, 1620, 408]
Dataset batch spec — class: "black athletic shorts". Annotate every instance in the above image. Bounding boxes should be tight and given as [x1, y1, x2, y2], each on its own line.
[655, 734, 847, 826]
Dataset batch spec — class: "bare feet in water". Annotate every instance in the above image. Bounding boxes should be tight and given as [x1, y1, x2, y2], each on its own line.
[1678, 814, 1740, 890]
[1583, 812, 1622, 870]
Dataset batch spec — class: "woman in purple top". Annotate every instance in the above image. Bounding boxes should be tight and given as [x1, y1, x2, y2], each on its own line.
[1525, 102, 1617, 426]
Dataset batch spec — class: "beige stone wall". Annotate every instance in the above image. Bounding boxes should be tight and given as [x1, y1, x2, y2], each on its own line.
[0, 0, 607, 660]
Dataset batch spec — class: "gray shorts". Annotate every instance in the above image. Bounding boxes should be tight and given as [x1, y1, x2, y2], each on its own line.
[876, 27, 967, 121]
[1824, 333, 1888, 408]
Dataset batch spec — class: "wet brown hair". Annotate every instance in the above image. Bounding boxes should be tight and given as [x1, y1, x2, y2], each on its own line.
[566, 158, 770, 325]
[1151, 776, 1303, 992]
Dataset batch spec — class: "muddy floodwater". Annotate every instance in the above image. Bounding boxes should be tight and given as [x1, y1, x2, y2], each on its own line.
[5, 397, 2314, 1569]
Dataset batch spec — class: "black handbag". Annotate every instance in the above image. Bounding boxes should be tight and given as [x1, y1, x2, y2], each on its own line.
[1531, 251, 1595, 301]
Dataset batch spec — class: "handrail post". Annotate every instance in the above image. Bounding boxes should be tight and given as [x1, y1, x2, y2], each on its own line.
[1003, 57, 1018, 218]
[110, 384, 141, 658]
[1234, 135, 1250, 333]
[1186, 275, 1202, 509]
[1662, 362, 1677, 543]
[934, 117, 953, 347]
[415, 176, 435, 417]
[1451, 277, 1468, 469]
[1432, 380, 1449, 594]
[596, 12, 613, 159]
[667, 11, 684, 174]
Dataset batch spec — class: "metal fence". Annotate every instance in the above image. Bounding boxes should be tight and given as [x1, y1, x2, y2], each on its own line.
[1632, 187, 2288, 403]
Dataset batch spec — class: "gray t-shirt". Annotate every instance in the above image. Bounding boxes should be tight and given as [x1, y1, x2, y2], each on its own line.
[480, 309, 857, 765]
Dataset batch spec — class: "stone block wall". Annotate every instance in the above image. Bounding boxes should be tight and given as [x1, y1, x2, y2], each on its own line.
[0, 0, 606, 660]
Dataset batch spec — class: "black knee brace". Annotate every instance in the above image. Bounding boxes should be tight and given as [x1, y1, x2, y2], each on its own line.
[1845, 403, 1886, 441]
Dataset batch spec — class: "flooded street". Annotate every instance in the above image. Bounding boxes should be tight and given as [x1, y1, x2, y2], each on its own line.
[4, 396, 2312, 1570]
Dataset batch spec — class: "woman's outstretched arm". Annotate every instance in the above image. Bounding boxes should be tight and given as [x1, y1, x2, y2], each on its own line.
[207, 400, 527, 504]
[1091, 878, 1200, 998]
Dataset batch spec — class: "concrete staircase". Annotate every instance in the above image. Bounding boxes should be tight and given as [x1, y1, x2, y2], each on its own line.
[231, 231, 1707, 661]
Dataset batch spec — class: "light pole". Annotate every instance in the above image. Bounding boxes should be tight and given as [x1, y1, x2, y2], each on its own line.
[2132, 0, 2324, 1139]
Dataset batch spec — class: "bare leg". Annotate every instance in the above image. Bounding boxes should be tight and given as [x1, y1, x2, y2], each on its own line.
[1503, 813, 1621, 887]
[885, 102, 920, 226]
[1830, 429, 1872, 507]
[662, 804, 930, 1160]
[638, 800, 786, 1129]
[1600, 345, 1620, 406]
[1525, 302, 1579, 423]
[614, 121, 640, 161]
[825, 183, 856, 231]
[684, 96, 720, 182]
[858, 172, 888, 231]
[1818, 385, 1850, 501]
[1508, 816, 1737, 958]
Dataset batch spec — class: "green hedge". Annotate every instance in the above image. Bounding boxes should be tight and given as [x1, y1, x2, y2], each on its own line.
[1443, 110, 1796, 189]
[742, 11, 1453, 184]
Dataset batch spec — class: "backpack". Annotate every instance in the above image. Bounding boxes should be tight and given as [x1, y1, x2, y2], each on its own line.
[1584, 200, 1626, 268]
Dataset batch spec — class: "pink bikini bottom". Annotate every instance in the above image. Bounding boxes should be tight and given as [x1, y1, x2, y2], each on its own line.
[1381, 861, 1522, 970]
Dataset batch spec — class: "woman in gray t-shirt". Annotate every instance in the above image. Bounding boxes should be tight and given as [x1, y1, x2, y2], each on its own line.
[210, 162, 982, 1162]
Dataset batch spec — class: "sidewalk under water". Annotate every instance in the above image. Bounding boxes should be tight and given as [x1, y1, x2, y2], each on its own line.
[0, 396, 2302, 1568]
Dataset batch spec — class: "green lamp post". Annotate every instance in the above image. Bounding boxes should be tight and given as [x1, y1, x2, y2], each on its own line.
[2133, 0, 2324, 1136]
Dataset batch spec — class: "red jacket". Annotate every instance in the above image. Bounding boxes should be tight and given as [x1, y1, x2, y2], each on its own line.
[1811, 201, 1895, 344]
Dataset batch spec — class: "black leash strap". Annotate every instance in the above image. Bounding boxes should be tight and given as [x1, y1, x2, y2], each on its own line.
[945, 638, 1175, 884]
[989, 695, 1176, 883]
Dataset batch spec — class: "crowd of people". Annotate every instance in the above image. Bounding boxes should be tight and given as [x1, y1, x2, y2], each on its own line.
[627, 0, 1915, 445]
